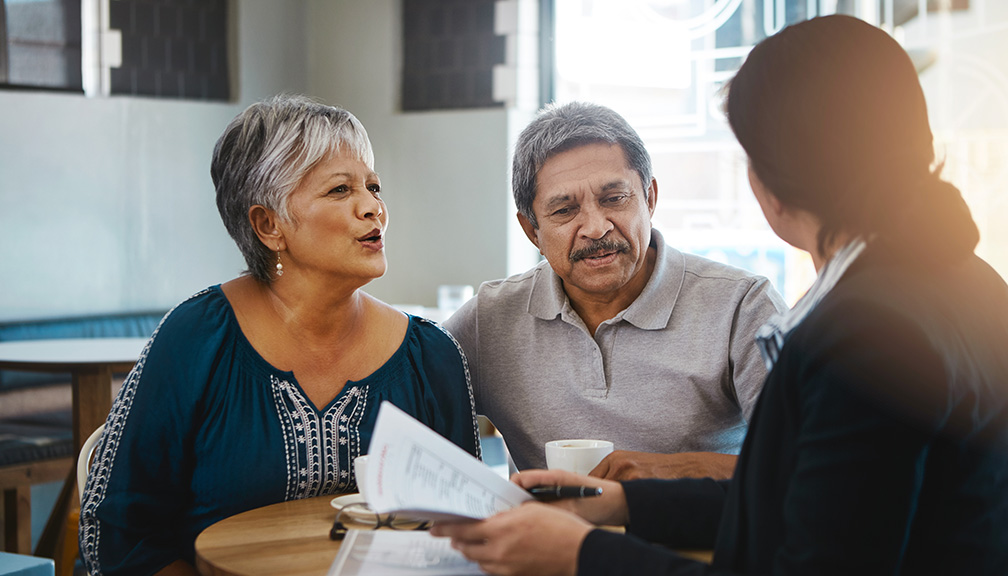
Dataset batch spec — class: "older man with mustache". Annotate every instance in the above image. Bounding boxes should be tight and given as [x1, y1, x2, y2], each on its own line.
[444, 102, 787, 480]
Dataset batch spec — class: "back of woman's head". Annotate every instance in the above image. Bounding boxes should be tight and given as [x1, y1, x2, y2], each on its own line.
[726, 14, 977, 263]
[211, 94, 374, 282]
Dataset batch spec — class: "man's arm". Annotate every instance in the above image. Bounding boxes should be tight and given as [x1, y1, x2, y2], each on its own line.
[731, 277, 788, 421]
[590, 450, 736, 481]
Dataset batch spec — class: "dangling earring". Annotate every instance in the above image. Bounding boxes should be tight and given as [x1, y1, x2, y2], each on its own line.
[275, 249, 284, 277]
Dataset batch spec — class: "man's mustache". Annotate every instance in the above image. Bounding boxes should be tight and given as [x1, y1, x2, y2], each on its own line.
[570, 238, 630, 262]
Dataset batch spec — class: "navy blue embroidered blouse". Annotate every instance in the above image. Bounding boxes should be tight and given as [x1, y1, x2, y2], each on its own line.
[79, 286, 481, 575]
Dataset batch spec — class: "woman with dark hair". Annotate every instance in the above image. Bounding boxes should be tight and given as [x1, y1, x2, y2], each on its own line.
[79, 94, 481, 575]
[432, 15, 1008, 576]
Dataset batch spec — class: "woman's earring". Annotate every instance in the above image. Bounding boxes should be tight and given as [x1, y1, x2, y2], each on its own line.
[275, 250, 284, 277]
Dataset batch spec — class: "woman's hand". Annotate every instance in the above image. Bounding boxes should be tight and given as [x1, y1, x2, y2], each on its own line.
[512, 468, 629, 526]
[431, 503, 593, 576]
[430, 469, 629, 575]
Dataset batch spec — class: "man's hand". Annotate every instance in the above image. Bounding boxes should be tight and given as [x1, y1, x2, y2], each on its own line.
[589, 450, 737, 481]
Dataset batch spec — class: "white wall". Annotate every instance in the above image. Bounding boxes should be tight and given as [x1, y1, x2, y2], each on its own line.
[305, 0, 516, 307]
[0, 0, 526, 321]
[0, 0, 311, 321]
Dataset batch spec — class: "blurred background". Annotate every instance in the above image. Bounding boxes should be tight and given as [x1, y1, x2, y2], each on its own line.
[1, 0, 1004, 312]
[3, 0, 1007, 556]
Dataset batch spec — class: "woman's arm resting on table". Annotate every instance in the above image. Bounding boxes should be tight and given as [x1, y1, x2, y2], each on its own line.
[590, 451, 737, 481]
[434, 470, 722, 576]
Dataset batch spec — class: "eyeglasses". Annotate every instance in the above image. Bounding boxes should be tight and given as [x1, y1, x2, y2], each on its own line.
[329, 502, 431, 540]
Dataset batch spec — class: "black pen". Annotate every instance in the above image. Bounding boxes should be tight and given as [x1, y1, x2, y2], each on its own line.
[529, 485, 603, 502]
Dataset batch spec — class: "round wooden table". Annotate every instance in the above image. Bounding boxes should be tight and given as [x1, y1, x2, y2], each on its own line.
[195, 494, 343, 576]
[194, 494, 713, 575]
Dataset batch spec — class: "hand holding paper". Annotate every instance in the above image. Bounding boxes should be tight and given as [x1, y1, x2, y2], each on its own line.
[363, 402, 532, 521]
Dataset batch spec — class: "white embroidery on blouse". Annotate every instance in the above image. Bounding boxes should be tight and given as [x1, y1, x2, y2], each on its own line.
[79, 291, 195, 576]
[270, 376, 367, 499]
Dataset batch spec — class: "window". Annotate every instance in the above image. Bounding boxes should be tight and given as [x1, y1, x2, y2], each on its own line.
[549, 0, 1004, 305]
[402, 0, 505, 111]
[107, 0, 230, 100]
[1, 0, 230, 100]
[0, 0, 82, 92]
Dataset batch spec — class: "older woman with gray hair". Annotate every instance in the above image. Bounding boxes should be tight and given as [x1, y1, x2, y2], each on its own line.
[80, 94, 481, 576]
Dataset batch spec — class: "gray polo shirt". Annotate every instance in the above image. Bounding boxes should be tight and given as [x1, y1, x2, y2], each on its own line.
[443, 229, 788, 471]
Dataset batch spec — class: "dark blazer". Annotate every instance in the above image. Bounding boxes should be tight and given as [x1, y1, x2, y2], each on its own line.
[580, 246, 1008, 575]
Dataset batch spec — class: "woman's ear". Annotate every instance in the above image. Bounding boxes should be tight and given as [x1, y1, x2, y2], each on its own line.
[748, 166, 785, 218]
[748, 164, 824, 258]
[249, 205, 285, 251]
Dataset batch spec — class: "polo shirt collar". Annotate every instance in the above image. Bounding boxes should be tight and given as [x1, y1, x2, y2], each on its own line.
[527, 228, 681, 330]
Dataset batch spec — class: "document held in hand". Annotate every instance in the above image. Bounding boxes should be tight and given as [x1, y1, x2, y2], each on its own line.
[364, 401, 531, 521]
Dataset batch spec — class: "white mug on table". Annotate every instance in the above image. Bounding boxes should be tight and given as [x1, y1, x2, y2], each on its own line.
[544, 439, 614, 475]
[354, 455, 370, 502]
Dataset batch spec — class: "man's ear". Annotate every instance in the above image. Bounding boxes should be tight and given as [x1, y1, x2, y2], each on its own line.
[516, 211, 542, 253]
[249, 205, 285, 250]
[646, 177, 658, 216]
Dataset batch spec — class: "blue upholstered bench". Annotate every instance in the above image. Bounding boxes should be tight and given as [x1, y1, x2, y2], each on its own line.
[0, 311, 164, 555]
[0, 311, 165, 394]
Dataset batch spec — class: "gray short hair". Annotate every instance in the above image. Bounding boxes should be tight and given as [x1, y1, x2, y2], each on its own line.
[211, 94, 375, 282]
[512, 101, 653, 228]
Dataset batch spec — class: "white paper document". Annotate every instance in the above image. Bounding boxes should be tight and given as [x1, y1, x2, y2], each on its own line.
[364, 401, 532, 520]
[327, 530, 485, 576]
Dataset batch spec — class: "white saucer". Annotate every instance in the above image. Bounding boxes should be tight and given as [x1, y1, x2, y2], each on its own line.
[330, 493, 377, 522]
[330, 493, 430, 525]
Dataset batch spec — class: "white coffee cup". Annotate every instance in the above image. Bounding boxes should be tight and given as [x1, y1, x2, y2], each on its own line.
[544, 439, 614, 475]
[354, 455, 370, 502]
